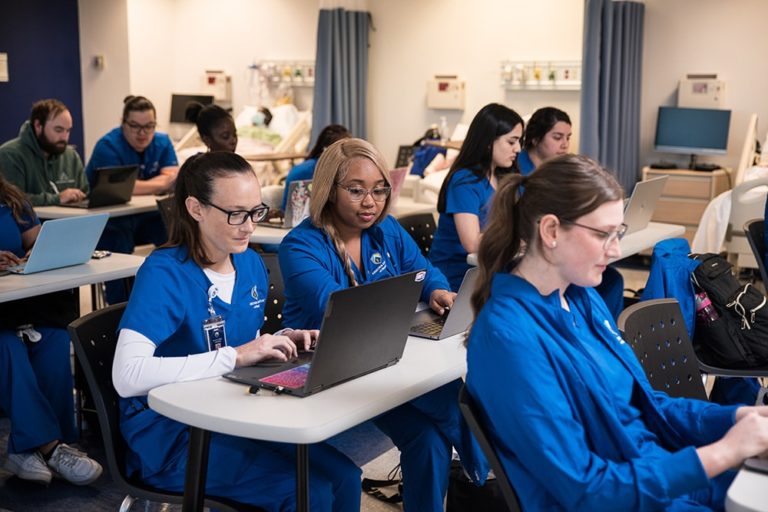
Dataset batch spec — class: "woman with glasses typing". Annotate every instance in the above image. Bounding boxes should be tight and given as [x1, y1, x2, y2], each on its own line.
[466, 154, 768, 511]
[278, 138, 488, 512]
[85, 95, 180, 303]
[111, 152, 361, 511]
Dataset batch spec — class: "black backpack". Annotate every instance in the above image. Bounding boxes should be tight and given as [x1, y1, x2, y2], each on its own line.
[690, 253, 768, 368]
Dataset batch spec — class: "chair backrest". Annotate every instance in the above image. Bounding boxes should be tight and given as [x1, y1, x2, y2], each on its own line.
[617, 298, 708, 400]
[260, 253, 285, 334]
[398, 213, 437, 257]
[156, 195, 175, 233]
[458, 385, 522, 512]
[744, 218, 768, 286]
[395, 144, 414, 168]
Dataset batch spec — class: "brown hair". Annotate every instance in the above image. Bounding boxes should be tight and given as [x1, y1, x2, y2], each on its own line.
[309, 138, 392, 286]
[165, 152, 256, 267]
[122, 95, 155, 122]
[469, 154, 624, 339]
[0, 173, 35, 225]
[29, 99, 69, 128]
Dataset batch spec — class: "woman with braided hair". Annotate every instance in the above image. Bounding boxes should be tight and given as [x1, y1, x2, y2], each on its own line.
[279, 137, 488, 512]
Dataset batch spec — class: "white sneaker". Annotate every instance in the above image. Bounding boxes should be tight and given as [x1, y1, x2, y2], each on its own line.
[3, 451, 53, 485]
[46, 443, 103, 486]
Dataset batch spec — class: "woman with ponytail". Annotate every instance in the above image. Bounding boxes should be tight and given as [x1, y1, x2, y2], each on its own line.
[279, 138, 488, 512]
[466, 154, 768, 511]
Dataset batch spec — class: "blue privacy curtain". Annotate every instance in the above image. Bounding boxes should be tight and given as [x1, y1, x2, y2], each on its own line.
[580, 0, 645, 192]
[311, 3, 370, 142]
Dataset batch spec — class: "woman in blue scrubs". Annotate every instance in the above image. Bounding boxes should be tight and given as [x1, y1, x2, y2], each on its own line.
[517, 106, 572, 176]
[279, 138, 488, 512]
[185, 102, 238, 153]
[112, 152, 361, 512]
[0, 175, 102, 486]
[466, 154, 768, 511]
[429, 103, 524, 291]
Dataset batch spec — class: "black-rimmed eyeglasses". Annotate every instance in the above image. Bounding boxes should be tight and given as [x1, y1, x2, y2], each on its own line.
[206, 202, 270, 225]
[123, 121, 157, 134]
[560, 219, 628, 250]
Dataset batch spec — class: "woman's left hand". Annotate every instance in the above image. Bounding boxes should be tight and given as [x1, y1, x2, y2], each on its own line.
[429, 289, 457, 316]
[283, 328, 320, 351]
[0, 250, 21, 270]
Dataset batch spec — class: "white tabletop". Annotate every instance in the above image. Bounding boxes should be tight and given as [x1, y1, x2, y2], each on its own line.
[149, 334, 466, 444]
[467, 222, 686, 266]
[35, 194, 163, 220]
[0, 253, 144, 303]
[726, 468, 768, 512]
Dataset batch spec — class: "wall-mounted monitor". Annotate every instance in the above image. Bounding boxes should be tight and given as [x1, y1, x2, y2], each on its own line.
[169, 94, 214, 124]
[654, 106, 731, 169]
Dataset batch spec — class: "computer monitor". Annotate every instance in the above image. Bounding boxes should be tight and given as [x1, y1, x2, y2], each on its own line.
[654, 106, 731, 169]
[169, 94, 215, 124]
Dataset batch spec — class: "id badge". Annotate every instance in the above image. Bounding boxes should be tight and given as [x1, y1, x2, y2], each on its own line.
[203, 315, 227, 351]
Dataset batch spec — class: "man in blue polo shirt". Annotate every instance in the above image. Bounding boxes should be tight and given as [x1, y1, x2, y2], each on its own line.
[86, 95, 179, 303]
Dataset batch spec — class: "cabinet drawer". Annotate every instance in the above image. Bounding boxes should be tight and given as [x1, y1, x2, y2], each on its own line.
[662, 177, 714, 200]
[652, 198, 708, 225]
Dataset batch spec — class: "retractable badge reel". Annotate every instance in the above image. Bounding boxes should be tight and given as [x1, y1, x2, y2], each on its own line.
[203, 285, 227, 351]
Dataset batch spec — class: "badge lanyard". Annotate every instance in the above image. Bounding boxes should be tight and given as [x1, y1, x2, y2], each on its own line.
[202, 285, 227, 351]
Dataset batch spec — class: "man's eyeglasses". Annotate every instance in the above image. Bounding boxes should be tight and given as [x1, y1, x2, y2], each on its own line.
[560, 219, 628, 250]
[124, 121, 157, 135]
[206, 202, 270, 225]
[336, 184, 391, 203]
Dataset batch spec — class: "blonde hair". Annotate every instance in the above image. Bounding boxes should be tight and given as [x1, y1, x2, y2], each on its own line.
[310, 138, 393, 287]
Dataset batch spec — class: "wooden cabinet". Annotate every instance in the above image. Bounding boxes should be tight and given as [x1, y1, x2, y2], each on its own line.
[641, 167, 730, 243]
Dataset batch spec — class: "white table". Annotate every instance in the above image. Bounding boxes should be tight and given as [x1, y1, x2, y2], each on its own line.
[726, 468, 768, 512]
[35, 194, 163, 220]
[0, 253, 145, 303]
[467, 221, 686, 266]
[148, 334, 467, 511]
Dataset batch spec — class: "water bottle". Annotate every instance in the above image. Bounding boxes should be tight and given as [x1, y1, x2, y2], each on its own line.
[695, 291, 719, 325]
[439, 116, 449, 143]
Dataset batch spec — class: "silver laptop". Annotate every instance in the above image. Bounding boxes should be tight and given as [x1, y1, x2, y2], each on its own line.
[224, 271, 425, 397]
[623, 175, 668, 235]
[409, 267, 478, 340]
[8, 213, 109, 274]
[62, 165, 138, 209]
[260, 179, 312, 229]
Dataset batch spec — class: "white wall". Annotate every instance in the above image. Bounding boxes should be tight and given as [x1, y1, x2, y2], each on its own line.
[641, 0, 768, 171]
[368, 0, 584, 163]
[78, 0, 132, 160]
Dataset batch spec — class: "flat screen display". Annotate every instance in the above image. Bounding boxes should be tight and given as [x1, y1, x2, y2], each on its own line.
[169, 94, 214, 124]
[654, 107, 731, 155]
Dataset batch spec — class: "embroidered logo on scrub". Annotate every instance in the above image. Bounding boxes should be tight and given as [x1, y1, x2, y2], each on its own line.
[415, 271, 426, 282]
[603, 319, 626, 344]
[249, 285, 266, 309]
[370, 252, 387, 275]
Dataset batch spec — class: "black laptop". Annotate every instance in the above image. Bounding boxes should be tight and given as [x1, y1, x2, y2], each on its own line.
[409, 267, 478, 340]
[224, 271, 426, 397]
[63, 165, 139, 208]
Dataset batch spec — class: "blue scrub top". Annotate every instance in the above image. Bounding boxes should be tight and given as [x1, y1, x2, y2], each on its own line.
[117, 245, 268, 478]
[281, 158, 317, 210]
[517, 149, 535, 176]
[0, 202, 39, 256]
[467, 272, 739, 511]
[429, 168, 494, 291]
[279, 215, 450, 329]
[85, 127, 178, 187]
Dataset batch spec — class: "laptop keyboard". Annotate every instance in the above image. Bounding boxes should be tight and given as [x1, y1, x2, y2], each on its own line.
[259, 363, 311, 389]
[410, 315, 446, 337]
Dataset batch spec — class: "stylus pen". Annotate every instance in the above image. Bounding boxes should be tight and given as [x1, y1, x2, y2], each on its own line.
[49, 181, 60, 194]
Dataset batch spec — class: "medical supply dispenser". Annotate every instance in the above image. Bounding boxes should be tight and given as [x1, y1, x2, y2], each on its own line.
[427, 77, 465, 110]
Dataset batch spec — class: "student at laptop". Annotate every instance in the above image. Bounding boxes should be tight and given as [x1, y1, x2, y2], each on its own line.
[279, 138, 488, 512]
[111, 152, 360, 511]
[86, 95, 179, 304]
[0, 98, 89, 206]
[185, 102, 238, 153]
[466, 154, 768, 511]
[281, 124, 350, 211]
[0, 175, 102, 486]
[429, 103, 524, 291]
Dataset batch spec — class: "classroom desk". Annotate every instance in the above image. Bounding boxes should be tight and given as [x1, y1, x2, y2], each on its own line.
[148, 333, 467, 512]
[726, 468, 768, 512]
[466, 221, 686, 266]
[0, 253, 145, 303]
[34, 194, 164, 220]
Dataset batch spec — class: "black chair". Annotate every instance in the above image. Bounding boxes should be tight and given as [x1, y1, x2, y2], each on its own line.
[457, 385, 522, 512]
[744, 218, 768, 287]
[395, 144, 414, 168]
[68, 303, 262, 512]
[155, 195, 175, 233]
[617, 299, 709, 400]
[260, 253, 286, 334]
[398, 213, 437, 257]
